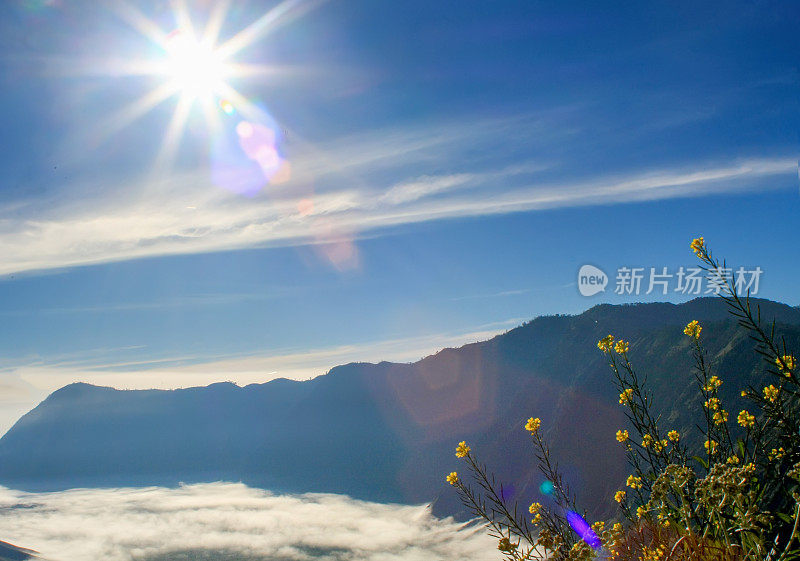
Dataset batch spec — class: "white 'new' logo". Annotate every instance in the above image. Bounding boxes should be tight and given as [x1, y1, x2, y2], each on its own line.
[578, 264, 608, 296]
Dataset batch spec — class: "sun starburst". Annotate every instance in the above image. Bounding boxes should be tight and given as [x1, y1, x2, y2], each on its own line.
[91, 0, 322, 170]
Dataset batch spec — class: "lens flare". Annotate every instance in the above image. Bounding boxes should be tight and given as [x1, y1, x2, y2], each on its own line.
[211, 110, 290, 195]
[566, 511, 601, 549]
[539, 480, 555, 495]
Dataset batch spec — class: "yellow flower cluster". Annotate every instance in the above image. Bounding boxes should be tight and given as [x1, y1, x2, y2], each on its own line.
[652, 438, 668, 453]
[446, 472, 459, 485]
[712, 409, 728, 425]
[535, 528, 562, 551]
[763, 385, 779, 403]
[614, 340, 629, 354]
[591, 521, 604, 534]
[529, 502, 542, 524]
[497, 537, 517, 552]
[641, 434, 653, 448]
[667, 430, 680, 442]
[703, 375, 722, 392]
[769, 447, 786, 461]
[704, 439, 718, 455]
[626, 475, 643, 489]
[619, 388, 634, 405]
[704, 397, 720, 410]
[690, 236, 705, 257]
[636, 505, 646, 518]
[737, 410, 755, 428]
[614, 490, 626, 503]
[776, 354, 796, 376]
[455, 441, 470, 458]
[726, 455, 740, 465]
[597, 334, 615, 352]
[525, 417, 541, 434]
[616, 429, 629, 443]
[684, 320, 702, 339]
[642, 544, 666, 561]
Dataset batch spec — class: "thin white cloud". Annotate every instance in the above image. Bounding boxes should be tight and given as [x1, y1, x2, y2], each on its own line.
[381, 174, 474, 205]
[0, 483, 498, 561]
[0, 103, 794, 277]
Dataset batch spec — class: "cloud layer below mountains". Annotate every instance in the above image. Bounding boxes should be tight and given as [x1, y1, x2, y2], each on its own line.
[0, 483, 496, 561]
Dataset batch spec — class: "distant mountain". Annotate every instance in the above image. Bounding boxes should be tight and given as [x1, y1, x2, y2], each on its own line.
[0, 298, 798, 520]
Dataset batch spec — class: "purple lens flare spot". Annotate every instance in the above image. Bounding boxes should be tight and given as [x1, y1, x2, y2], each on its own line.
[566, 510, 601, 549]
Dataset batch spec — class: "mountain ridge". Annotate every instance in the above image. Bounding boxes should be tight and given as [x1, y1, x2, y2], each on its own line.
[2, 297, 799, 519]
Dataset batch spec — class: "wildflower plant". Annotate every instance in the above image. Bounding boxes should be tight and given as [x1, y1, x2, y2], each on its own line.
[446, 238, 800, 560]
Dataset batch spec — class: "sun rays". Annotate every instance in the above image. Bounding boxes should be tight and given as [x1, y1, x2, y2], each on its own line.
[93, 0, 321, 170]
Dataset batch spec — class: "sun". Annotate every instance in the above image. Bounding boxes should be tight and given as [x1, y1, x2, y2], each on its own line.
[93, 0, 323, 169]
[161, 29, 229, 103]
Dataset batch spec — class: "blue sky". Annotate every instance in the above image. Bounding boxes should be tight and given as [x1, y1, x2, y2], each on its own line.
[0, 0, 797, 430]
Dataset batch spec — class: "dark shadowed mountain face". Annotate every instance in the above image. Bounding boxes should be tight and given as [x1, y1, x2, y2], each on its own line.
[1, 298, 798, 520]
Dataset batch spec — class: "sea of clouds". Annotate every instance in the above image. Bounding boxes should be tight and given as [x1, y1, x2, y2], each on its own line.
[0, 482, 496, 561]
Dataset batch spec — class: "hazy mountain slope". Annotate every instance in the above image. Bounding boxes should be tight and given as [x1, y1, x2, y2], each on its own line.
[0, 298, 798, 520]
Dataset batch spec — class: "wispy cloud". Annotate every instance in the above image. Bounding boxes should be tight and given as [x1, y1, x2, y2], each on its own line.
[381, 174, 474, 205]
[0, 105, 795, 277]
[0, 483, 497, 561]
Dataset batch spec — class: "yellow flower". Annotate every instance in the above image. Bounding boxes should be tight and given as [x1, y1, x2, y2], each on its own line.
[626, 475, 643, 489]
[726, 455, 740, 465]
[498, 537, 517, 552]
[641, 434, 653, 448]
[455, 441, 470, 458]
[769, 447, 786, 461]
[776, 355, 796, 376]
[598, 335, 615, 352]
[446, 472, 459, 485]
[690, 236, 705, 257]
[636, 506, 646, 518]
[667, 430, 680, 442]
[614, 490, 626, 503]
[763, 385, 779, 403]
[712, 409, 728, 425]
[529, 502, 542, 515]
[616, 429, 629, 443]
[531, 513, 541, 524]
[619, 388, 634, 405]
[737, 410, 755, 428]
[614, 340, 629, 354]
[525, 417, 542, 434]
[684, 320, 702, 339]
[704, 397, 720, 410]
[591, 521, 605, 533]
[704, 439, 718, 455]
[642, 545, 666, 561]
[703, 376, 722, 392]
[740, 390, 748, 397]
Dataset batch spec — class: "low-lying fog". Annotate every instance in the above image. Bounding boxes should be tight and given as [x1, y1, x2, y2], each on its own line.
[0, 482, 496, 561]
